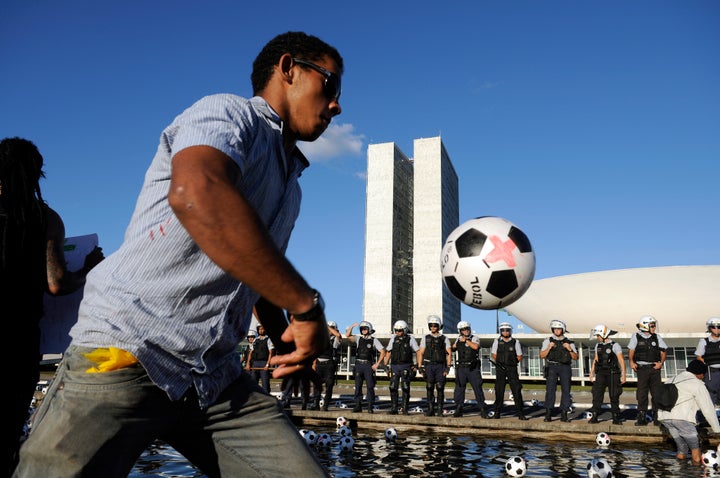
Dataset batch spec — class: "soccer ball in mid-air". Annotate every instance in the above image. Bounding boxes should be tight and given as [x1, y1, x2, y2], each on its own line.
[595, 432, 611, 447]
[384, 427, 398, 442]
[505, 455, 527, 477]
[441, 216, 535, 310]
[338, 436, 355, 452]
[703, 450, 720, 470]
[586, 458, 613, 478]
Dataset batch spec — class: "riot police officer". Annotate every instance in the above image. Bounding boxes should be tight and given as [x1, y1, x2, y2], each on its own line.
[491, 322, 527, 420]
[588, 324, 626, 424]
[346, 321, 386, 413]
[384, 320, 422, 415]
[247, 324, 274, 394]
[312, 321, 343, 411]
[418, 315, 452, 417]
[452, 321, 488, 418]
[694, 317, 720, 406]
[628, 315, 667, 425]
[539, 319, 578, 422]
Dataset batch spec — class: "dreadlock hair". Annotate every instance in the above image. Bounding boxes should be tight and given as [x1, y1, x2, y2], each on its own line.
[0, 137, 48, 306]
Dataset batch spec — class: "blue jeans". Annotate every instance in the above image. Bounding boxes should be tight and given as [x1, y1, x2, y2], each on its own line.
[14, 346, 327, 478]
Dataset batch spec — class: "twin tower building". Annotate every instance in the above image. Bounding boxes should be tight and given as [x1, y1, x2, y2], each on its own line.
[363, 137, 462, 337]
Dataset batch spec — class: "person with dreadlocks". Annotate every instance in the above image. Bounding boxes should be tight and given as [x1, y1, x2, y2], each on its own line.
[0, 137, 104, 477]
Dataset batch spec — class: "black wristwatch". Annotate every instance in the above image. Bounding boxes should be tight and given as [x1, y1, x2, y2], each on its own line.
[292, 290, 325, 322]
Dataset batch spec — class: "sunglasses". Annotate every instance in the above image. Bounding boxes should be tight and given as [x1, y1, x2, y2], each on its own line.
[429, 324, 439, 327]
[293, 58, 341, 101]
[394, 329, 405, 332]
[711, 326, 720, 329]
[649, 324, 657, 327]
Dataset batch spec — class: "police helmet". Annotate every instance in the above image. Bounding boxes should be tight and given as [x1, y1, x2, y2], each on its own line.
[393, 320, 409, 332]
[590, 324, 615, 339]
[637, 315, 656, 332]
[359, 321, 375, 334]
[427, 315, 443, 329]
[327, 321, 338, 329]
[457, 321, 471, 332]
[549, 320, 567, 333]
[498, 322, 513, 332]
[707, 317, 720, 331]
[246, 330, 257, 338]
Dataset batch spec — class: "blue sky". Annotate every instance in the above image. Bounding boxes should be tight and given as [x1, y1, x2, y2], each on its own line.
[2, 1, 718, 334]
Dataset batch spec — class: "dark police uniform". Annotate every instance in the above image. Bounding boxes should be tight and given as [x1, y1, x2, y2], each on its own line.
[452, 334, 488, 418]
[420, 333, 451, 416]
[386, 333, 419, 414]
[492, 335, 526, 419]
[628, 331, 666, 423]
[590, 340, 624, 424]
[351, 334, 384, 413]
[695, 337, 720, 406]
[315, 334, 342, 410]
[250, 335, 272, 394]
[541, 335, 576, 421]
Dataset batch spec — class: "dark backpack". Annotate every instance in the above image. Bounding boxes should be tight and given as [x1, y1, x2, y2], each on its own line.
[652, 382, 679, 411]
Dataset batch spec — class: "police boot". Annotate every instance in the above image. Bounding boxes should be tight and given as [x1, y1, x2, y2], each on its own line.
[301, 399, 308, 410]
[437, 390, 445, 416]
[493, 403, 502, 419]
[612, 412, 622, 425]
[517, 408, 529, 421]
[352, 400, 362, 413]
[402, 396, 410, 415]
[389, 391, 399, 415]
[589, 411, 599, 424]
[635, 411, 647, 426]
[480, 406, 489, 419]
[425, 389, 436, 417]
[311, 396, 321, 411]
[322, 394, 330, 411]
[544, 409, 552, 422]
[560, 410, 570, 422]
[282, 397, 291, 409]
[454, 404, 463, 418]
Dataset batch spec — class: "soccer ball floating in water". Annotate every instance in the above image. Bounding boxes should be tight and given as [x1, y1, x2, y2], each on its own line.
[316, 433, 332, 448]
[338, 436, 355, 452]
[586, 458, 613, 478]
[505, 455, 527, 477]
[703, 449, 720, 470]
[384, 427, 398, 442]
[441, 216, 535, 310]
[595, 432, 611, 447]
[336, 416, 347, 428]
[298, 429, 317, 446]
[337, 425, 353, 437]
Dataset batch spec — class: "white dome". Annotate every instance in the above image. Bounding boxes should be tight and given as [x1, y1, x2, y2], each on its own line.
[505, 265, 720, 334]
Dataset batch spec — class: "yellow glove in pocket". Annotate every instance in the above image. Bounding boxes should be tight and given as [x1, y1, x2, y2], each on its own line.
[83, 347, 139, 373]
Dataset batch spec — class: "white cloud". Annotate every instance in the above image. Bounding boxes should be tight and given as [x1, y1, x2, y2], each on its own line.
[298, 123, 365, 162]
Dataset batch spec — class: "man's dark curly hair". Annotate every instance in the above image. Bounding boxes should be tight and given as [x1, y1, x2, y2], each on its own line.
[251, 31, 344, 96]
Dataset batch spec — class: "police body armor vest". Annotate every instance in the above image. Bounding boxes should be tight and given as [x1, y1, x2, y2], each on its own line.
[456, 336, 479, 365]
[703, 338, 720, 366]
[595, 341, 620, 372]
[546, 337, 573, 364]
[356, 336, 376, 361]
[496, 338, 519, 366]
[318, 337, 336, 360]
[252, 337, 270, 362]
[633, 333, 661, 362]
[391, 335, 413, 364]
[424, 334, 447, 363]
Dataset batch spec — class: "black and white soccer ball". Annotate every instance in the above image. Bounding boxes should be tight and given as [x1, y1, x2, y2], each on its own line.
[703, 449, 720, 470]
[384, 427, 398, 442]
[316, 433, 333, 448]
[505, 455, 527, 476]
[440, 216, 535, 310]
[595, 432, 611, 447]
[337, 425, 353, 437]
[338, 436, 355, 452]
[298, 429, 317, 446]
[586, 457, 613, 478]
[336, 416, 348, 428]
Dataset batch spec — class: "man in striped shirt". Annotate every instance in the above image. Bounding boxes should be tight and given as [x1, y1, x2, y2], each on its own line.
[15, 31, 343, 478]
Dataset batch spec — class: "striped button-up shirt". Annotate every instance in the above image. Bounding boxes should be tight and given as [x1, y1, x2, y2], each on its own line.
[71, 94, 308, 408]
